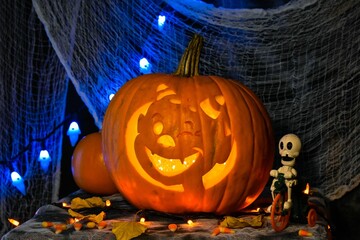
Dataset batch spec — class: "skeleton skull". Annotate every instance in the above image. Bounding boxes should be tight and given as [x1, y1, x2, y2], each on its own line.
[279, 133, 301, 166]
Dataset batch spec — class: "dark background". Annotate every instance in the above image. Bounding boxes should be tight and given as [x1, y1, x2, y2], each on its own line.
[59, 82, 98, 198]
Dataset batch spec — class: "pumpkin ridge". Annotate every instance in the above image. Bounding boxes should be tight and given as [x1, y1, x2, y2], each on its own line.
[194, 75, 225, 211]
[236, 83, 260, 210]
[238, 82, 274, 145]
[232, 81, 274, 210]
[208, 76, 251, 212]
[205, 75, 232, 213]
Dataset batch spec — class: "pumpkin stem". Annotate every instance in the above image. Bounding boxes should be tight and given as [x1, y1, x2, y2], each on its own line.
[174, 34, 203, 77]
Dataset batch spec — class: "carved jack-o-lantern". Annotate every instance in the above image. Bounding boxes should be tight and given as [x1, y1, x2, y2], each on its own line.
[102, 35, 274, 214]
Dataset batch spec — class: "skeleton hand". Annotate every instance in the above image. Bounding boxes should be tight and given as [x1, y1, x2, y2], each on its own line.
[270, 170, 278, 178]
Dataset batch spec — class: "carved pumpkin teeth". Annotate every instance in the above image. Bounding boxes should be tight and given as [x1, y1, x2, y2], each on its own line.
[145, 147, 202, 177]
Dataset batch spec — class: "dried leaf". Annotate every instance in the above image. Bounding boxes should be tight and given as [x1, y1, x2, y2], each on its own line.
[112, 221, 147, 240]
[87, 211, 106, 223]
[70, 197, 105, 209]
[68, 209, 105, 223]
[68, 209, 85, 219]
[220, 215, 263, 228]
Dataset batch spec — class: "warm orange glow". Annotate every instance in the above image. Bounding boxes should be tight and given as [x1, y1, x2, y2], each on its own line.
[126, 102, 184, 192]
[187, 219, 194, 226]
[62, 202, 71, 208]
[145, 147, 201, 177]
[202, 141, 237, 189]
[200, 98, 221, 119]
[157, 134, 176, 147]
[8, 218, 20, 227]
[249, 207, 261, 213]
[157, 89, 176, 101]
[153, 122, 163, 135]
[105, 200, 111, 207]
[140, 217, 146, 223]
[215, 95, 225, 105]
[303, 183, 310, 195]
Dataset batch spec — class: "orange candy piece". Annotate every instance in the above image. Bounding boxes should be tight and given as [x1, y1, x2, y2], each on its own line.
[73, 222, 82, 231]
[212, 226, 234, 236]
[98, 221, 107, 229]
[168, 223, 177, 232]
[298, 229, 313, 237]
[41, 221, 53, 228]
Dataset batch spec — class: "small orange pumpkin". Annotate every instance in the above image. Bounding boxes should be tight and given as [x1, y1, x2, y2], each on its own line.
[102, 35, 274, 214]
[71, 132, 117, 195]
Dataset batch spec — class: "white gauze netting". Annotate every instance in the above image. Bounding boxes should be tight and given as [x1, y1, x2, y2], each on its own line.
[0, 0, 68, 236]
[1, 0, 359, 236]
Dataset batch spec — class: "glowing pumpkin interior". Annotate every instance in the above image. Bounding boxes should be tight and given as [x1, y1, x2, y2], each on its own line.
[102, 35, 274, 214]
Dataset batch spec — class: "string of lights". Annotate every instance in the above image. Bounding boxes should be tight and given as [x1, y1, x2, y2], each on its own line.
[1, 13, 167, 196]
[0, 107, 85, 196]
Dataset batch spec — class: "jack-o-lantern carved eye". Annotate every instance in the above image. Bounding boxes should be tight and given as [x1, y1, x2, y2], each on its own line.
[153, 121, 163, 135]
[200, 95, 225, 119]
[153, 121, 176, 147]
[156, 84, 176, 101]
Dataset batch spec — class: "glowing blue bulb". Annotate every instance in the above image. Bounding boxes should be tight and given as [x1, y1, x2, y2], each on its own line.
[38, 150, 51, 172]
[11, 171, 26, 195]
[67, 121, 80, 133]
[39, 150, 50, 160]
[158, 15, 166, 29]
[139, 58, 151, 74]
[67, 121, 81, 146]
[109, 93, 115, 101]
[11, 171, 22, 182]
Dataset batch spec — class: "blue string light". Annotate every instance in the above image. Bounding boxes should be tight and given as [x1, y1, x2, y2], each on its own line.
[0, 108, 86, 194]
[67, 121, 81, 147]
[157, 15, 166, 30]
[10, 171, 26, 196]
[38, 149, 51, 173]
[139, 57, 152, 74]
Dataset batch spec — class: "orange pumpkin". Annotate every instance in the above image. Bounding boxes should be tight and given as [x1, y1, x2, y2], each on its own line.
[102, 35, 274, 214]
[71, 132, 118, 195]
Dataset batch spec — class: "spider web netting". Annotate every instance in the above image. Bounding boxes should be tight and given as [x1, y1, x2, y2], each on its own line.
[1, 0, 359, 236]
[0, 0, 68, 236]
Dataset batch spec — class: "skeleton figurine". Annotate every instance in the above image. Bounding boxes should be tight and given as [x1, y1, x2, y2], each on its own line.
[270, 134, 302, 210]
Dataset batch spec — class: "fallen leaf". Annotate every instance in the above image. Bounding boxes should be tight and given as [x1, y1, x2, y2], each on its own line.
[112, 221, 147, 240]
[220, 215, 263, 228]
[71, 197, 106, 209]
[68, 209, 105, 223]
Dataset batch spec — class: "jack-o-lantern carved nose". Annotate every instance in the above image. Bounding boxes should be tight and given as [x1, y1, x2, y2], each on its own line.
[153, 121, 176, 147]
[158, 135, 176, 147]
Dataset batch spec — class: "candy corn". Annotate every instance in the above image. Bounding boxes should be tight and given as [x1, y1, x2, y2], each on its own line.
[54, 223, 67, 234]
[211, 226, 234, 236]
[298, 229, 313, 237]
[168, 223, 177, 232]
[98, 221, 107, 229]
[73, 222, 82, 231]
[41, 221, 53, 228]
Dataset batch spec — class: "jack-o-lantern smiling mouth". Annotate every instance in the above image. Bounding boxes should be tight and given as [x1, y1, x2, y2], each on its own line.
[126, 88, 238, 192]
[145, 147, 203, 177]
